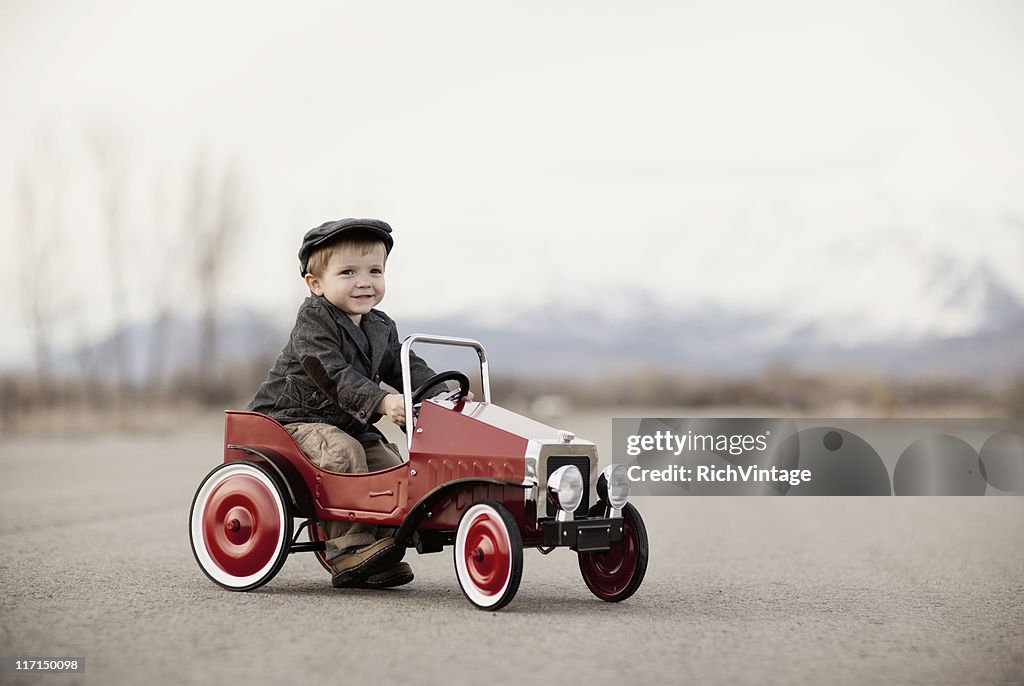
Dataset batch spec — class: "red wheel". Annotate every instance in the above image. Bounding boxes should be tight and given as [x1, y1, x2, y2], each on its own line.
[578, 502, 648, 602]
[189, 461, 292, 591]
[308, 521, 332, 573]
[454, 500, 523, 610]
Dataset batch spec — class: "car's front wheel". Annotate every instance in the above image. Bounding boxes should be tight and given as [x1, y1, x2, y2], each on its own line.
[577, 502, 648, 602]
[454, 500, 523, 610]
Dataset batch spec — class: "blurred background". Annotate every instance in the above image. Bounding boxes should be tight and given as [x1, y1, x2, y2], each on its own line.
[2, 0, 1023, 434]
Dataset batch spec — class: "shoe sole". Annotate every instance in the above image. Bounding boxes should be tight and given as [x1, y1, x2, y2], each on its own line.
[340, 568, 414, 589]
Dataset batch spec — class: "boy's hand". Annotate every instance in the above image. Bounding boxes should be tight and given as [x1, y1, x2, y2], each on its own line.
[377, 393, 406, 426]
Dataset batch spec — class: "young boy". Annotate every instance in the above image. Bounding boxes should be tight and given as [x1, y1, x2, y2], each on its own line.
[248, 218, 439, 589]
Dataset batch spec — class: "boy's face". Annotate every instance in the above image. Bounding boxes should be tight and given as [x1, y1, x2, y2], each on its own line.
[305, 242, 386, 325]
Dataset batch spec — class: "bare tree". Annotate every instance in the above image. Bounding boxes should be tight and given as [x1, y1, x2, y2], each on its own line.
[88, 126, 131, 417]
[184, 152, 246, 403]
[143, 173, 177, 399]
[15, 164, 61, 397]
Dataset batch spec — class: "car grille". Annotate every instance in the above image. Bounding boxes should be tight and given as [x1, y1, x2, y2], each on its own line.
[545, 455, 591, 517]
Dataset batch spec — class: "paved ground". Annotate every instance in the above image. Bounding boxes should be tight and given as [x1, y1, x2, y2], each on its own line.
[1, 421, 1022, 686]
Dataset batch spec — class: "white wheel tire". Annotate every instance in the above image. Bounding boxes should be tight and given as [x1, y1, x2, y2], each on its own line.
[454, 501, 523, 610]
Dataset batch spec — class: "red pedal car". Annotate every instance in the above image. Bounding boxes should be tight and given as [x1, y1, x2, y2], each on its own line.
[189, 335, 648, 610]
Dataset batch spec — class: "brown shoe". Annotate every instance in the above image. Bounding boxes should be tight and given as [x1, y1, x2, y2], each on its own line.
[336, 562, 414, 589]
[330, 538, 403, 588]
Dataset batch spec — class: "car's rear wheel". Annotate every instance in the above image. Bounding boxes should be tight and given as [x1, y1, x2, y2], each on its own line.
[454, 500, 523, 610]
[578, 502, 648, 602]
[307, 520, 333, 572]
[189, 461, 292, 591]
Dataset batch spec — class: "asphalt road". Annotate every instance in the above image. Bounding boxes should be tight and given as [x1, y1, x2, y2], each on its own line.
[1, 422, 1022, 686]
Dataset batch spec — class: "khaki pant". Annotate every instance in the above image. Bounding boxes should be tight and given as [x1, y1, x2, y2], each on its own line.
[285, 422, 403, 560]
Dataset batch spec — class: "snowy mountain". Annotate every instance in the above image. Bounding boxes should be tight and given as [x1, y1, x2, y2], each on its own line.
[400, 296, 1024, 379]
[399, 251, 1024, 379]
[40, 250, 1024, 382]
[47, 309, 284, 383]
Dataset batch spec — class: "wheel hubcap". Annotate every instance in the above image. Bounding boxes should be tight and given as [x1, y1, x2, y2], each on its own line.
[223, 507, 253, 544]
[202, 474, 282, 577]
[464, 514, 509, 595]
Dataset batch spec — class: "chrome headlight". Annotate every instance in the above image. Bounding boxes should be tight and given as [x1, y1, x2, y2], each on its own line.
[597, 464, 630, 509]
[546, 465, 584, 513]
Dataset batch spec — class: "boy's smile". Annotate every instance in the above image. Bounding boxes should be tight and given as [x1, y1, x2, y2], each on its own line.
[305, 243, 386, 325]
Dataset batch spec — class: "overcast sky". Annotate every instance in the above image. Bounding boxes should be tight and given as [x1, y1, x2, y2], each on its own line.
[1, 1, 1023, 366]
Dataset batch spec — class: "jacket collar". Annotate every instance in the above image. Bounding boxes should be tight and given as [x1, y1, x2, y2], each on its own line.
[318, 295, 389, 373]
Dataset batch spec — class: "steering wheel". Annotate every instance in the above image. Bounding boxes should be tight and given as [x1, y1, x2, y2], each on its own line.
[411, 370, 471, 405]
